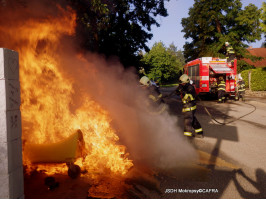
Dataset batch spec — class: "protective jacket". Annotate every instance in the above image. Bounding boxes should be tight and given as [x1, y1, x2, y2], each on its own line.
[218, 80, 226, 91]
[226, 44, 235, 63]
[176, 83, 197, 112]
[226, 44, 235, 56]
[238, 80, 245, 93]
[175, 83, 203, 137]
[236, 80, 245, 101]
[145, 85, 166, 114]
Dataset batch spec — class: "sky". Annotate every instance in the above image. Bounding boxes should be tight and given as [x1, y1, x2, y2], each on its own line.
[147, 0, 265, 50]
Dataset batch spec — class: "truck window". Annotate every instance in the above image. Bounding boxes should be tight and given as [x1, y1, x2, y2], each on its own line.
[188, 64, 200, 88]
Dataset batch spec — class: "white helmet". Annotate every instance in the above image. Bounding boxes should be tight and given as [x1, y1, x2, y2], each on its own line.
[179, 74, 190, 83]
[139, 76, 150, 86]
[225, 42, 229, 46]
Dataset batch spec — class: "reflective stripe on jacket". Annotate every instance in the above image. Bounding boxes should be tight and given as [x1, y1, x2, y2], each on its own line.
[238, 80, 245, 92]
[182, 93, 195, 104]
[218, 80, 226, 91]
[226, 45, 235, 54]
[182, 105, 196, 112]
[176, 83, 197, 112]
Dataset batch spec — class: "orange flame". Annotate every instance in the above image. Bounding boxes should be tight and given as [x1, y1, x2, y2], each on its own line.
[1, 6, 133, 176]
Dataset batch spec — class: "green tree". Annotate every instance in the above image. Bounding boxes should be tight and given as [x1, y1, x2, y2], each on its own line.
[236, 60, 255, 74]
[167, 43, 186, 66]
[69, 0, 169, 68]
[141, 42, 183, 84]
[261, 2, 266, 47]
[181, 0, 262, 62]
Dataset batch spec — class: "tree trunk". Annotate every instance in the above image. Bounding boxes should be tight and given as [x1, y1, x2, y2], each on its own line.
[215, 18, 221, 33]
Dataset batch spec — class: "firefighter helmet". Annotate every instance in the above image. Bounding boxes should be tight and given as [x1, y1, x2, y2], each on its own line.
[179, 74, 190, 83]
[139, 76, 150, 86]
[219, 76, 224, 81]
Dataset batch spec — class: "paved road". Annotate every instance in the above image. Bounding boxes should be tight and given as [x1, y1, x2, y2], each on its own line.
[156, 87, 266, 199]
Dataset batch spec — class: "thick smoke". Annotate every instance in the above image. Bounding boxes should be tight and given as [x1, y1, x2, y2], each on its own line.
[58, 48, 198, 169]
[0, 0, 198, 170]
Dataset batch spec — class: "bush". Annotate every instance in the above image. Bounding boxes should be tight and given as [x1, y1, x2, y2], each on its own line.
[241, 68, 266, 91]
[251, 68, 266, 91]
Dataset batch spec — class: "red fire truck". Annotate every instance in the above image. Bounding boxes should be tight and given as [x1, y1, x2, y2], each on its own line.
[184, 57, 237, 98]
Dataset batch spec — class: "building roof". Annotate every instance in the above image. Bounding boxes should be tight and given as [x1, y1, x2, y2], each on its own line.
[243, 47, 266, 67]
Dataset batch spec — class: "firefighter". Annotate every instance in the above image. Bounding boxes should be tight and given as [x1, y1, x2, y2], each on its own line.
[139, 67, 146, 75]
[217, 76, 226, 103]
[139, 76, 166, 114]
[236, 77, 246, 101]
[167, 74, 203, 138]
[225, 42, 235, 65]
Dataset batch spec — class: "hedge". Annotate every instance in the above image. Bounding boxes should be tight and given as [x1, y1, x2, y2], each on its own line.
[241, 68, 266, 91]
[241, 70, 250, 88]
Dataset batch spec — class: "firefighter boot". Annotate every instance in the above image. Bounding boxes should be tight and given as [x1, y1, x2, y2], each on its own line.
[196, 132, 204, 138]
[222, 97, 226, 103]
[186, 135, 195, 144]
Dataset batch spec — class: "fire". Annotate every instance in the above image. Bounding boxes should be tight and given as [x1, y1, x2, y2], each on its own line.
[0, 6, 133, 176]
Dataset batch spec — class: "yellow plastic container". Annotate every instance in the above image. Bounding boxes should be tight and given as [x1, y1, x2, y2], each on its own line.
[24, 130, 84, 163]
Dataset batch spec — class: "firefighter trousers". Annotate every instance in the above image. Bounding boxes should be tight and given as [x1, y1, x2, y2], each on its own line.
[226, 54, 235, 64]
[183, 109, 203, 137]
[218, 90, 226, 103]
[237, 91, 245, 101]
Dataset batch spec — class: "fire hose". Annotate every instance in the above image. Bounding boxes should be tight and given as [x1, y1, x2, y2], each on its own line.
[163, 89, 256, 126]
[197, 95, 257, 125]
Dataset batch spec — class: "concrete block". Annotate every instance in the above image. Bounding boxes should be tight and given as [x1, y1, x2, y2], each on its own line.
[0, 48, 23, 199]
[9, 166, 24, 199]
[0, 110, 22, 142]
[0, 141, 8, 175]
[0, 79, 21, 111]
[0, 48, 19, 80]
[7, 110, 22, 141]
[0, 166, 24, 199]
[0, 139, 23, 175]
[8, 138, 23, 173]
[0, 110, 8, 142]
[0, 141, 23, 198]
[0, 174, 9, 199]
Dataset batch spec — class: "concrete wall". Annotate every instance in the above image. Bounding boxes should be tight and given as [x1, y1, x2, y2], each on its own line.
[0, 48, 24, 199]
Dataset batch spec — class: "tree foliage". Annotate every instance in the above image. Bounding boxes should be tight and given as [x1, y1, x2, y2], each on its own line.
[261, 2, 266, 47]
[181, 0, 262, 62]
[141, 42, 184, 84]
[68, 0, 169, 67]
[236, 60, 255, 74]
